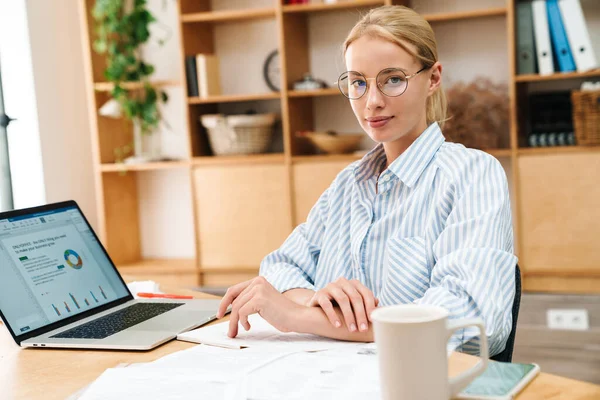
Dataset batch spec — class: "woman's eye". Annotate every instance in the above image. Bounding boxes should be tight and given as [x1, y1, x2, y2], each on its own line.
[351, 79, 366, 87]
[386, 76, 404, 85]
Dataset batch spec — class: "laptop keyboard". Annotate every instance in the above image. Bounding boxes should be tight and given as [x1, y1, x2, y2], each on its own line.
[51, 302, 184, 340]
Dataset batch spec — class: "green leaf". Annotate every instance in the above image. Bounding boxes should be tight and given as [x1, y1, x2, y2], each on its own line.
[93, 39, 107, 53]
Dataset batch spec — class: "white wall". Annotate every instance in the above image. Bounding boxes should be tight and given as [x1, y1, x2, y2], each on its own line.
[0, 0, 46, 210]
[22, 0, 97, 229]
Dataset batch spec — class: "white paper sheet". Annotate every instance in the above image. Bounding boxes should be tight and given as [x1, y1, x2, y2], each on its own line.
[150, 343, 296, 375]
[245, 343, 381, 400]
[78, 367, 237, 400]
[177, 313, 363, 352]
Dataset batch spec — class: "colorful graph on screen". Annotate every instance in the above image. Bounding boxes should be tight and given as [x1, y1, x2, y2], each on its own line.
[64, 249, 83, 269]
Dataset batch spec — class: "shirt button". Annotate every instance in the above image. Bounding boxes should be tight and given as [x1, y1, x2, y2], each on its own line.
[381, 175, 390, 182]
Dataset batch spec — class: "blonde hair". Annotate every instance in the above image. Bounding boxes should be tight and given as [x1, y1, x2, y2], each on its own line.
[344, 5, 447, 128]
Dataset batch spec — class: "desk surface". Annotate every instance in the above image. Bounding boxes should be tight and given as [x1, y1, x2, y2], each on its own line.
[1, 287, 599, 400]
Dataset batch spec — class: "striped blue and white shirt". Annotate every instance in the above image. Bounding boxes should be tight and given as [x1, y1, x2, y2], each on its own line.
[260, 122, 517, 356]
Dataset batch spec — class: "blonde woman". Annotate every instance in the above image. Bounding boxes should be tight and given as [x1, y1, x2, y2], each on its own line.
[217, 5, 516, 357]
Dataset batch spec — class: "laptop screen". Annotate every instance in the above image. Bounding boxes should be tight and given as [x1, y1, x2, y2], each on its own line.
[0, 203, 130, 337]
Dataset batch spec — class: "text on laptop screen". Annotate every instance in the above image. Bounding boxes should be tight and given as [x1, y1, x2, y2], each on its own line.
[0, 206, 130, 335]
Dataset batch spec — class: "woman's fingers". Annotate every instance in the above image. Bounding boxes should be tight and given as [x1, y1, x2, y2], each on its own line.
[352, 280, 377, 323]
[339, 280, 368, 332]
[227, 287, 256, 337]
[328, 286, 357, 332]
[217, 279, 253, 318]
[316, 294, 342, 328]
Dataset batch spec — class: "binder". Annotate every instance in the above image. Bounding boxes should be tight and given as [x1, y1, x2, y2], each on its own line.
[558, 0, 598, 72]
[546, 0, 576, 72]
[184, 55, 199, 97]
[532, 0, 555, 75]
[517, 1, 537, 74]
[196, 54, 222, 98]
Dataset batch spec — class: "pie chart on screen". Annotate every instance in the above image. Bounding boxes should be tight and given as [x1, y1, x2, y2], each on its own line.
[64, 249, 83, 269]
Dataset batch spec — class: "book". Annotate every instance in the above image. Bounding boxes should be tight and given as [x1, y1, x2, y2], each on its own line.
[532, 0, 555, 75]
[184, 55, 199, 97]
[558, 0, 598, 72]
[528, 92, 574, 147]
[517, 1, 537, 74]
[196, 54, 221, 98]
[546, 0, 576, 72]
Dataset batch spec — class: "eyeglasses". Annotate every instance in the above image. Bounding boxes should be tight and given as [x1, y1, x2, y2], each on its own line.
[336, 67, 428, 100]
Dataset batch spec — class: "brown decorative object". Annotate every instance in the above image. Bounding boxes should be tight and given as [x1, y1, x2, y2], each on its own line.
[297, 131, 363, 154]
[571, 90, 600, 146]
[444, 78, 510, 150]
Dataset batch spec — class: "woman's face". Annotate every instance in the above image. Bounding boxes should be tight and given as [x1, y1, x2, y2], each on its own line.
[345, 35, 441, 151]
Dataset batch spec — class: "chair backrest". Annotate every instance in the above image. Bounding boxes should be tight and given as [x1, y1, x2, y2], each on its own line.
[491, 264, 521, 362]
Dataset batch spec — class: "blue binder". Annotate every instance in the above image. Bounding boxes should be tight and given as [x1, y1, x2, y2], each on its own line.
[546, 0, 576, 72]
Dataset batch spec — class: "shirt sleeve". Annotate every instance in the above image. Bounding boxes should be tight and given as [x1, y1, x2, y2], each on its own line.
[259, 184, 332, 294]
[414, 153, 518, 357]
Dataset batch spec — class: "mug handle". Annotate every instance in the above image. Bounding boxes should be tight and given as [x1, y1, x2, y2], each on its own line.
[446, 318, 489, 397]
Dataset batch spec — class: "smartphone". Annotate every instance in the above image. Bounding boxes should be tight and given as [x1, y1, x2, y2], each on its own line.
[456, 361, 540, 400]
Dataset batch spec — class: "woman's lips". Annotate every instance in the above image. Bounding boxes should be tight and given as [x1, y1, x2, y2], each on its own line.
[366, 116, 393, 128]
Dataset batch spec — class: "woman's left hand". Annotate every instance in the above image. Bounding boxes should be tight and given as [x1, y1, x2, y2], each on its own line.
[224, 276, 304, 338]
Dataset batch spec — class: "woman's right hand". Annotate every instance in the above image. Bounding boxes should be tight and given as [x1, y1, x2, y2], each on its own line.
[307, 277, 379, 333]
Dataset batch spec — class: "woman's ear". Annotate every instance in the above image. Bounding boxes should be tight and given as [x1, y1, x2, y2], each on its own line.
[428, 61, 442, 96]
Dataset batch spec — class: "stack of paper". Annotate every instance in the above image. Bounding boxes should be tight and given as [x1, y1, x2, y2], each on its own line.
[177, 313, 359, 352]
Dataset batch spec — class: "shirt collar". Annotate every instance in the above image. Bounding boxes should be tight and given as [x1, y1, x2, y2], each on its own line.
[354, 122, 445, 187]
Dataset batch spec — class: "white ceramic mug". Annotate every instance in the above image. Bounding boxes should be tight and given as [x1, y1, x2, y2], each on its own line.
[371, 304, 488, 400]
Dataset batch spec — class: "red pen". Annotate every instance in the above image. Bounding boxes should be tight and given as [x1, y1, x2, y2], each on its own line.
[137, 292, 194, 300]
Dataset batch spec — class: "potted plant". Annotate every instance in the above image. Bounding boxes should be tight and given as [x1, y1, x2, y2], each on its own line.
[92, 0, 168, 164]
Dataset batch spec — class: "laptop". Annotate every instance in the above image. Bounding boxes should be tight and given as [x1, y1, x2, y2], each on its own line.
[0, 200, 223, 350]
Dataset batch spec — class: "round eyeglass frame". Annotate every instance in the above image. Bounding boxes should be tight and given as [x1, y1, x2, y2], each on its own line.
[336, 66, 428, 100]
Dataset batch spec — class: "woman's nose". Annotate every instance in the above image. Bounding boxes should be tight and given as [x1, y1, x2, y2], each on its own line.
[366, 81, 385, 110]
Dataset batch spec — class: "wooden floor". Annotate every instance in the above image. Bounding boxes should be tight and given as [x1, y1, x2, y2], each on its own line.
[513, 293, 600, 384]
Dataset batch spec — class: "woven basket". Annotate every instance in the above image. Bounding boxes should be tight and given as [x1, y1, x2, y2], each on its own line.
[200, 113, 276, 155]
[571, 90, 600, 146]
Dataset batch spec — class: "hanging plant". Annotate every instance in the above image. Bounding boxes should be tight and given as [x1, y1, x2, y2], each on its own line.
[92, 0, 168, 138]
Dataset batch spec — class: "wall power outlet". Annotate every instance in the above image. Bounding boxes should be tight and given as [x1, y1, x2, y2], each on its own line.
[546, 309, 590, 331]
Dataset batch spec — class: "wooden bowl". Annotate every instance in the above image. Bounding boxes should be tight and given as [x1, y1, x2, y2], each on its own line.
[304, 132, 364, 154]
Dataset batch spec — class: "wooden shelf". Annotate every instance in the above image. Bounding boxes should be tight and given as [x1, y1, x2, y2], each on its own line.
[100, 161, 190, 173]
[292, 153, 364, 163]
[288, 88, 340, 98]
[283, 0, 383, 13]
[199, 265, 259, 273]
[192, 153, 285, 166]
[181, 8, 276, 23]
[484, 148, 513, 158]
[188, 92, 280, 104]
[117, 258, 197, 274]
[518, 146, 600, 156]
[424, 7, 507, 23]
[515, 69, 600, 83]
[93, 80, 180, 92]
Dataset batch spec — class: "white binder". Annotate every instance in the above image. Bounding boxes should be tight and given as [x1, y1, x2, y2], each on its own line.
[532, 0, 555, 75]
[558, 0, 598, 72]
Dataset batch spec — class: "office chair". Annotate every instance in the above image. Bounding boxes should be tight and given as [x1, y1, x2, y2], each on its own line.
[490, 264, 521, 363]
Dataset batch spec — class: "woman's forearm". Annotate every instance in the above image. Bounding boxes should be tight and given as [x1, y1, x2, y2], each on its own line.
[293, 305, 374, 342]
[283, 288, 315, 306]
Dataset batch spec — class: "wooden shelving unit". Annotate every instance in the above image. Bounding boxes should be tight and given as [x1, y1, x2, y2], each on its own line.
[192, 153, 285, 166]
[423, 7, 507, 23]
[181, 8, 276, 23]
[79, 0, 600, 293]
[100, 161, 190, 173]
[187, 92, 281, 104]
[515, 69, 600, 83]
[518, 146, 600, 156]
[93, 80, 181, 92]
[282, 0, 384, 13]
[288, 88, 339, 98]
